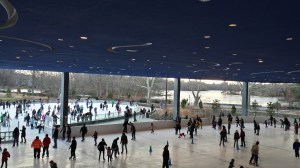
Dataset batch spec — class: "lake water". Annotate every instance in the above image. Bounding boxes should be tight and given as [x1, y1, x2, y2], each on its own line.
[152, 90, 282, 107]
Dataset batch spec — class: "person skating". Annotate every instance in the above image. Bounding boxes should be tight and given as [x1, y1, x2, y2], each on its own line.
[97, 138, 107, 161]
[233, 130, 240, 149]
[60, 124, 66, 140]
[240, 129, 246, 147]
[20, 125, 26, 143]
[0, 148, 10, 168]
[121, 133, 128, 154]
[228, 158, 235, 168]
[106, 146, 112, 162]
[42, 134, 51, 158]
[220, 127, 227, 146]
[66, 125, 72, 142]
[80, 124, 88, 142]
[31, 136, 43, 159]
[162, 145, 170, 168]
[129, 122, 136, 140]
[92, 131, 98, 146]
[254, 120, 257, 133]
[49, 160, 58, 168]
[52, 126, 58, 148]
[69, 137, 77, 160]
[256, 123, 260, 136]
[111, 137, 119, 158]
[12, 127, 19, 147]
[293, 139, 300, 158]
[249, 141, 259, 166]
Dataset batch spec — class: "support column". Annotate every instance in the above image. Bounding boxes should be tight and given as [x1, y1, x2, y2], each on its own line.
[242, 82, 249, 116]
[173, 78, 181, 120]
[60, 72, 69, 127]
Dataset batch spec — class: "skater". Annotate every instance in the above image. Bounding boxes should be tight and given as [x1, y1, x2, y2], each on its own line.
[97, 138, 107, 160]
[49, 160, 58, 168]
[240, 129, 246, 147]
[295, 121, 299, 134]
[69, 137, 77, 160]
[52, 126, 58, 148]
[162, 145, 170, 168]
[121, 133, 128, 154]
[20, 125, 26, 143]
[254, 120, 257, 133]
[228, 159, 235, 168]
[60, 124, 66, 140]
[106, 146, 112, 162]
[12, 127, 19, 147]
[92, 131, 98, 146]
[42, 134, 51, 158]
[150, 123, 155, 133]
[293, 139, 300, 158]
[236, 116, 240, 127]
[1, 148, 10, 168]
[66, 125, 72, 142]
[112, 137, 119, 158]
[129, 122, 136, 140]
[80, 124, 88, 142]
[233, 130, 240, 149]
[256, 123, 260, 136]
[219, 127, 227, 146]
[178, 132, 186, 138]
[264, 120, 268, 128]
[31, 136, 43, 159]
[228, 122, 231, 134]
[249, 141, 259, 166]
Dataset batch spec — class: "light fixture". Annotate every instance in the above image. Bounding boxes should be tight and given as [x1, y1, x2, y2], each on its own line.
[286, 37, 293, 41]
[204, 35, 211, 39]
[131, 58, 135, 61]
[57, 38, 64, 41]
[162, 55, 167, 58]
[232, 53, 237, 56]
[29, 55, 33, 58]
[229, 24, 237, 27]
[68, 66, 72, 68]
[80, 36, 88, 40]
[146, 59, 150, 62]
[204, 46, 210, 49]
[28, 66, 33, 68]
[16, 56, 20, 59]
[69, 45, 74, 48]
[258, 60, 263, 63]
[21, 50, 26, 52]
[57, 60, 63, 63]
[0, 39, 2, 42]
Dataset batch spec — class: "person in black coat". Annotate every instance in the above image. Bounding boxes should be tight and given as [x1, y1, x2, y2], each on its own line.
[52, 127, 58, 148]
[21, 125, 26, 143]
[111, 137, 119, 158]
[12, 127, 19, 147]
[293, 139, 300, 158]
[66, 125, 72, 142]
[162, 145, 170, 168]
[69, 137, 77, 160]
[97, 138, 107, 160]
[80, 124, 88, 142]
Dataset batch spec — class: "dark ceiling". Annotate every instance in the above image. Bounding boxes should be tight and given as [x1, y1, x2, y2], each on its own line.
[0, 0, 300, 82]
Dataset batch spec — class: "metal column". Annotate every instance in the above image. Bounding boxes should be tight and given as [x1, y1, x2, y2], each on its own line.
[173, 78, 181, 120]
[60, 72, 69, 127]
[242, 82, 249, 116]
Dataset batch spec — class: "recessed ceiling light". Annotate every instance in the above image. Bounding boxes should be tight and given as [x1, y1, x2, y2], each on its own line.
[120, 69, 126, 71]
[57, 38, 64, 41]
[69, 45, 74, 48]
[286, 37, 293, 41]
[148, 68, 152, 70]
[237, 69, 240, 71]
[192, 52, 197, 55]
[200, 59, 205, 61]
[80, 36, 88, 40]
[258, 60, 263, 63]
[146, 59, 150, 62]
[29, 55, 33, 58]
[204, 46, 210, 49]
[204, 35, 211, 39]
[21, 50, 26, 53]
[232, 53, 237, 56]
[57, 60, 63, 63]
[131, 58, 135, 61]
[199, 0, 210, 2]
[160, 63, 164, 65]
[0, 39, 2, 42]
[162, 56, 167, 58]
[229, 24, 237, 27]
[89, 67, 93, 69]
[28, 66, 33, 68]
[68, 66, 72, 68]
[16, 57, 20, 59]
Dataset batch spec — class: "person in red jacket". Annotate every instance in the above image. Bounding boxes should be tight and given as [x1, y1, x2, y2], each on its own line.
[31, 136, 43, 159]
[42, 134, 51, 158]
[1, 148, 10, 168]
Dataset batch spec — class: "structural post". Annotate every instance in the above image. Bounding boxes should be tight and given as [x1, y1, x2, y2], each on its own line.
[60, 72, 69, 127]
[165, 78, 168, 109]
[173, 78, 181, 120]
[242, 82, 249, 116]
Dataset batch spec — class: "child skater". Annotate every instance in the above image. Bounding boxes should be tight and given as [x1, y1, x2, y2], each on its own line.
[106, 146, 112, 162]
[150, 123, 156, 133]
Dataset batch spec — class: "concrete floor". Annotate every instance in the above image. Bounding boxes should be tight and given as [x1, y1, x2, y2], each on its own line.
[2, 115, 300, 168]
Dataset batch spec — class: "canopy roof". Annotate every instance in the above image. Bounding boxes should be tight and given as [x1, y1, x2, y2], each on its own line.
[0, 0, 299, 82]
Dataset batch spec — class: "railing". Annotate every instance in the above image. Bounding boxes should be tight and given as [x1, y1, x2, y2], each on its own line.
[0, 131, 13, 143]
